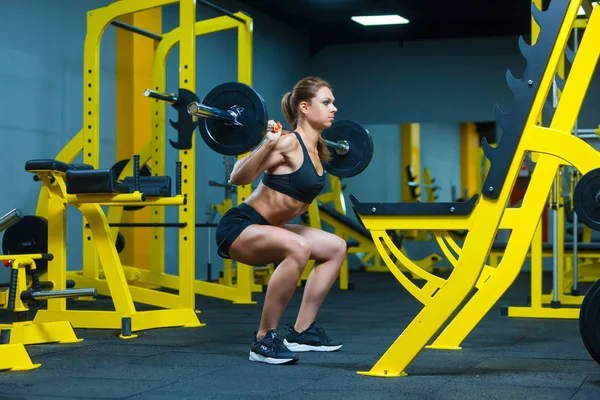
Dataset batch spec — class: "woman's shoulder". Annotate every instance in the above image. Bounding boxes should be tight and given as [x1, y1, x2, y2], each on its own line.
[275, 131, 300, 154]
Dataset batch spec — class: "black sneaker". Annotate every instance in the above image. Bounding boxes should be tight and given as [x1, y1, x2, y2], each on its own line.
[284, 323, 343, 352]
[249, 330, 299, 365]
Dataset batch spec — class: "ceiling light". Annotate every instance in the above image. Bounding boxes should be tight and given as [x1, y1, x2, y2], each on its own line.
[351, 15, 409, 26]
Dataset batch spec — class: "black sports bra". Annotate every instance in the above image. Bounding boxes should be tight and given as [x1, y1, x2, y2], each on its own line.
[262, 132, 326, 204]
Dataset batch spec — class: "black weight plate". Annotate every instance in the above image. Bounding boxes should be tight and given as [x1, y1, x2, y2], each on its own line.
[322, 120, 373, 178]
[574, 168, 600, 231]
[111, 159, 152, 211]
[198, 82, 268, 156]
[580, 278, 600, 365]
[2, 216, 48, 274]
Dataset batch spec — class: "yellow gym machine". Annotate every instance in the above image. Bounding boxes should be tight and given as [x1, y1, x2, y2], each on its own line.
[105, 5, 259, 305]
[349, 0, 600, 376]
[28, 0, 219, 337]
[499, 7, 600, 319]
[0, 209, 95, 371]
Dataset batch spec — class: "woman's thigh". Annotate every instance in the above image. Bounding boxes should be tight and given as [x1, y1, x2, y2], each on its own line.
[284, 224, 347, 262]
[229, 225, 308, 266]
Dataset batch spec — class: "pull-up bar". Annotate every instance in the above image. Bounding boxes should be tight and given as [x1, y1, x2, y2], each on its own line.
[110, 20, 163, 41]
[198, 0, 245, 23]
[109, 1, 244, 41]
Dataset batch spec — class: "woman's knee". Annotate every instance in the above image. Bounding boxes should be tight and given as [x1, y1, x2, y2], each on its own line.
[287, 237, 311, 267]
[331, 237, 348, 261]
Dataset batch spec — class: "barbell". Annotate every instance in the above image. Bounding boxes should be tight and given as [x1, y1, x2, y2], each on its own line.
[146, 82, 374, 178]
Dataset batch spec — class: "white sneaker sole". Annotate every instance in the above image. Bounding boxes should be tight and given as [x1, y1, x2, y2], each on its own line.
[284, 340, 342, 352]
[249, 351, 297, 365]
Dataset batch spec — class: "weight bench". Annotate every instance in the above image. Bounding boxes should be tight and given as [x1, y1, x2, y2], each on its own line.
[24, 156, 201, 338]
[27, 158, 173, 198]
[318, 202, 444, 277]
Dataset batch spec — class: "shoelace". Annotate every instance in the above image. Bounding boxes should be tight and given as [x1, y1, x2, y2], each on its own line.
[314, 325, 329, 341]
[263, 332, 288, 351]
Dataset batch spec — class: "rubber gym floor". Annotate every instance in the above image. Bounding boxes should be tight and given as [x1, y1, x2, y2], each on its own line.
[0, 270, 598, 400]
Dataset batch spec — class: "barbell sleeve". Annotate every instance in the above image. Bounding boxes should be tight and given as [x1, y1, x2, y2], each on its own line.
[187, 101, 240, 124]
[143, 89, 178, 103]
[323, 139, 349, 155]
[0, 209, 23, 233]
[21, 288, 98, 302]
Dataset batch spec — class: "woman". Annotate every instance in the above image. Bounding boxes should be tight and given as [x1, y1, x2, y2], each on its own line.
[215, 77, 347, 365]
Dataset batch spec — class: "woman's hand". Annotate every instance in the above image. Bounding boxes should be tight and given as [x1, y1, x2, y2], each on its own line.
[265, 120, 282, 148]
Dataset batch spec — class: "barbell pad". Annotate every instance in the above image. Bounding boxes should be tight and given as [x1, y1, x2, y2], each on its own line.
[66, 169, 116, 194]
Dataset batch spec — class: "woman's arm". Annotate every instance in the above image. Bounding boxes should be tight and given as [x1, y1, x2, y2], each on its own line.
[229, 130, 295, 185]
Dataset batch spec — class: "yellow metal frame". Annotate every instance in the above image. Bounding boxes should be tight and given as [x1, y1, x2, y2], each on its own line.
[107, 12, 258, 304]
[30, 0, 205, 336]
[0, 254, 83, 345]
[31, 165, 201, 337]
[0, 344, 39, 371]
[352, 0, 598, 377]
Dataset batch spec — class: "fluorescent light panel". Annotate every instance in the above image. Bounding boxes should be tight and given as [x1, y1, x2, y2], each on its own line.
[351, 15, 409, 26]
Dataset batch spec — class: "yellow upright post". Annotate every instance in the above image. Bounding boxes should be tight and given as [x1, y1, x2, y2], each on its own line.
[229, 13, 256, 303]
[460, 122, 480, 198]
[178, 0, 196, 309]
[401, 123, 420, 201]
[115, 8, 162, 270]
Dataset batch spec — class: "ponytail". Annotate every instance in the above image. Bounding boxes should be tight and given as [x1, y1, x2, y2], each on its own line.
[281, 92, 296, 129]
[317, 137, 331, 163]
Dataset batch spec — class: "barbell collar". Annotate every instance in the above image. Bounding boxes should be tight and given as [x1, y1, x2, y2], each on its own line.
[143, 89, 178, 104]
[323, 139, 349, 155]
[187, 102, 242, 125]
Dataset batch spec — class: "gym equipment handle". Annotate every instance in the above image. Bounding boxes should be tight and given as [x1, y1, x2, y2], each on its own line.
[187, 101, 241, 125]
[21, 288, 97, 302]
[0, 209, 23, 233]
[143, 89, 178, 103]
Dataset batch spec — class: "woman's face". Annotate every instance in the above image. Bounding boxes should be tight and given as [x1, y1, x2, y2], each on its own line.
[302, 86, 337, 130]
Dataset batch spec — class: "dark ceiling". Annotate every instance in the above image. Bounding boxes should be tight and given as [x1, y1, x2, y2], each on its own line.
[236, 0, 552, 55]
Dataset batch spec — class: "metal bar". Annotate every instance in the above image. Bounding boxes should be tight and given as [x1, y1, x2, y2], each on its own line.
[187, 101, 238, 123]
[576, 134, 600, 139]
[552, 175, 560, 305]
[198, 0, 245, 23]
[209, 180, 235, 189]
[21, 288, 97, 302]
[143, 89, 178, 103]
[0, 209, 23, 233]
[107, 222, 217, 228]
[109, 222, 187, 228]
[573, 26, 580, 295]
[110, 20, 162, 41]
[323, 138, 349, 155]
[576, 128, 599, 134]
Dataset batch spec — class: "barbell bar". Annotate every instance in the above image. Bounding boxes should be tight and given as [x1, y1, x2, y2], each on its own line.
[266, 123, 350, 155]
[147, 82, 373, 178]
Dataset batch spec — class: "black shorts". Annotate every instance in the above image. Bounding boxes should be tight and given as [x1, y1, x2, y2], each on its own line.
[216, 203, 272, 259]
